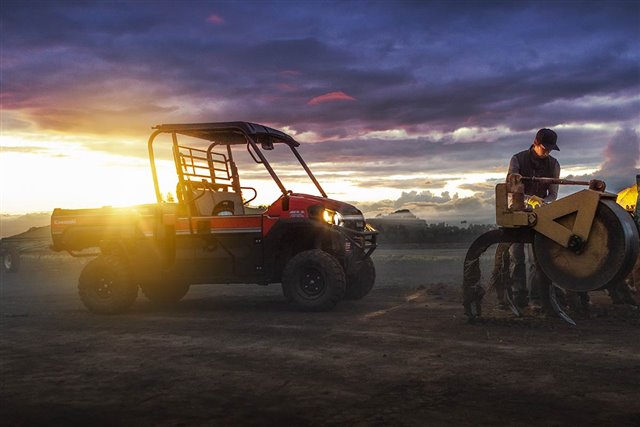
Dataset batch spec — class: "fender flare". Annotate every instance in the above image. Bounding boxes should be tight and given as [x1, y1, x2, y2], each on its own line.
[263, 219, 345, 280]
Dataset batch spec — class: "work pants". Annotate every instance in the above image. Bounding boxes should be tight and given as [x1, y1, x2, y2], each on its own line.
[509, 243, 549, 302]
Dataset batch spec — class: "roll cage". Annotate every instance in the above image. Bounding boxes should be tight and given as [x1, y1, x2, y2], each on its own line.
[147, 121, 328, 206]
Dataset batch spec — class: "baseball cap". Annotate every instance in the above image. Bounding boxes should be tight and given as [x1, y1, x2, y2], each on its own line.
[536, 128, 559, 151]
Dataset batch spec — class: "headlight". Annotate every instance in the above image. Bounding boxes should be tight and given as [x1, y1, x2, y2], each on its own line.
[322, 209, 344, 226]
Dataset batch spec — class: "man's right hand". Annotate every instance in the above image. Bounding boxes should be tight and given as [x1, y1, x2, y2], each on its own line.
[506, 173, 522, 184]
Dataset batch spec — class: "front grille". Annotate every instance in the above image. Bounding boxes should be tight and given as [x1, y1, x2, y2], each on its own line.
[342, 215, 365, 231]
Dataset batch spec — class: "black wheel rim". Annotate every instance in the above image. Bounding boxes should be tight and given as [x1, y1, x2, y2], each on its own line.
[95, 270, 116, 299]
[300, 267, 325, 297]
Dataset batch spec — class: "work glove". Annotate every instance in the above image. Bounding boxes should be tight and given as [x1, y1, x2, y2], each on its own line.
[526, 195, 544, 209]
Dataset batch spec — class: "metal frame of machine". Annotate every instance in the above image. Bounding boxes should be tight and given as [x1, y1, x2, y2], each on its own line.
[463, 175, 639, 323]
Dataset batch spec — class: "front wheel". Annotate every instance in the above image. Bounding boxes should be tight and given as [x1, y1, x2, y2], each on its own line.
[78, 255, 138, 314]
[282, 249, 346, 311]
[344, 257, 376, 300]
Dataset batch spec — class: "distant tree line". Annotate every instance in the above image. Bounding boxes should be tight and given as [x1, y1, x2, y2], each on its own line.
[366, 220, 496, 244]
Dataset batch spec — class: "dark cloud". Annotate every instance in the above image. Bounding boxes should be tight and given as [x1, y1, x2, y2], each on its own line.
[3, 1, 638, 139]
[349, 199, 395, 215]
[599, 128, 640, 189]
[2, 1, 639, 218]
[458, 182, 496, 193]
[395, 190, 453, 208]
[566, 128, 640, 192]
[357, 191, 495, 224]
[348, 177, 451, 189]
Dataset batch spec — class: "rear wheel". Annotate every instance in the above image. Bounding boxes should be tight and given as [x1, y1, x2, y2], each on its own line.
[2, 247, 20, 273]
[78, 255, 138, 314]
[282, 249, 346, 311]
[344, 257, 376, 300]
[140, 281, 190, 305]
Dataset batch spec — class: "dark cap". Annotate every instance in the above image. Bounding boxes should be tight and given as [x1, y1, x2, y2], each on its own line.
[535, 128, 559, 151]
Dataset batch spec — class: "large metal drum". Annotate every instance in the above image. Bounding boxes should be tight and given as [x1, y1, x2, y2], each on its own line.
[533, 199, 639, 292]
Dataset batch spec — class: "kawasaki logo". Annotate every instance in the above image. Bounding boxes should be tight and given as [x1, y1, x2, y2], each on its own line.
[54, 219, 77, 225]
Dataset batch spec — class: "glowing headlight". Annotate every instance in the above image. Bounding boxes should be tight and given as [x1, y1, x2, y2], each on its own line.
[322, 209, 344, 226]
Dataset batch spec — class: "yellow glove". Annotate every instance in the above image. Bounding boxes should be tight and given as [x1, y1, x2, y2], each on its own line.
[526, 195, 544, 208]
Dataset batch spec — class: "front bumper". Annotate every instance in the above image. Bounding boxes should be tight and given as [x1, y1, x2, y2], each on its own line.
[337, 223, 378, 258]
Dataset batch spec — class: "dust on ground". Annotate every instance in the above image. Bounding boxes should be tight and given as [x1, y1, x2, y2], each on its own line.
[1, 247, 639, 426]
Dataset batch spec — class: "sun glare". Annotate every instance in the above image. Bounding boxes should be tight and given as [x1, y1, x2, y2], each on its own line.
[1, 131, 558, 215]
[0, 133, 158, 213]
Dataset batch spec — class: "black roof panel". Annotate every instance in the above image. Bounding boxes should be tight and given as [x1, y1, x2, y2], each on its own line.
[153, 121, 299, 146]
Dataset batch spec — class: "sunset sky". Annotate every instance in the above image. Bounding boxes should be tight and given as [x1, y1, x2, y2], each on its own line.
[1, 1, 639, 223]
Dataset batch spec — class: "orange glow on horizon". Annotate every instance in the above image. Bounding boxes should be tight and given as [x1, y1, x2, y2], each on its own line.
[0, 130, 508, 216]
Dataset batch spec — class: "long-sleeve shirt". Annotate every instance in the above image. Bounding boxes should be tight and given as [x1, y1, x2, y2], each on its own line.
[508, 147, 560, 203]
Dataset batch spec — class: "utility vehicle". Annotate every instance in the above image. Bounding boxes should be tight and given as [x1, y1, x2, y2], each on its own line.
[51, 122, 377, 313]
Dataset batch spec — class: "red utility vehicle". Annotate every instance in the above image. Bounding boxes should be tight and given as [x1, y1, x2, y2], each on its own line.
[51, 122, 377, 313]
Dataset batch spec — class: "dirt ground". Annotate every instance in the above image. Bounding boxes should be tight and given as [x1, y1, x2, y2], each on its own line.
[1, 246, 639, 426]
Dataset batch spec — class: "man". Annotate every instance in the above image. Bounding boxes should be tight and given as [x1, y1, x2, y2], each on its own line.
[507, 128, 560, 308]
